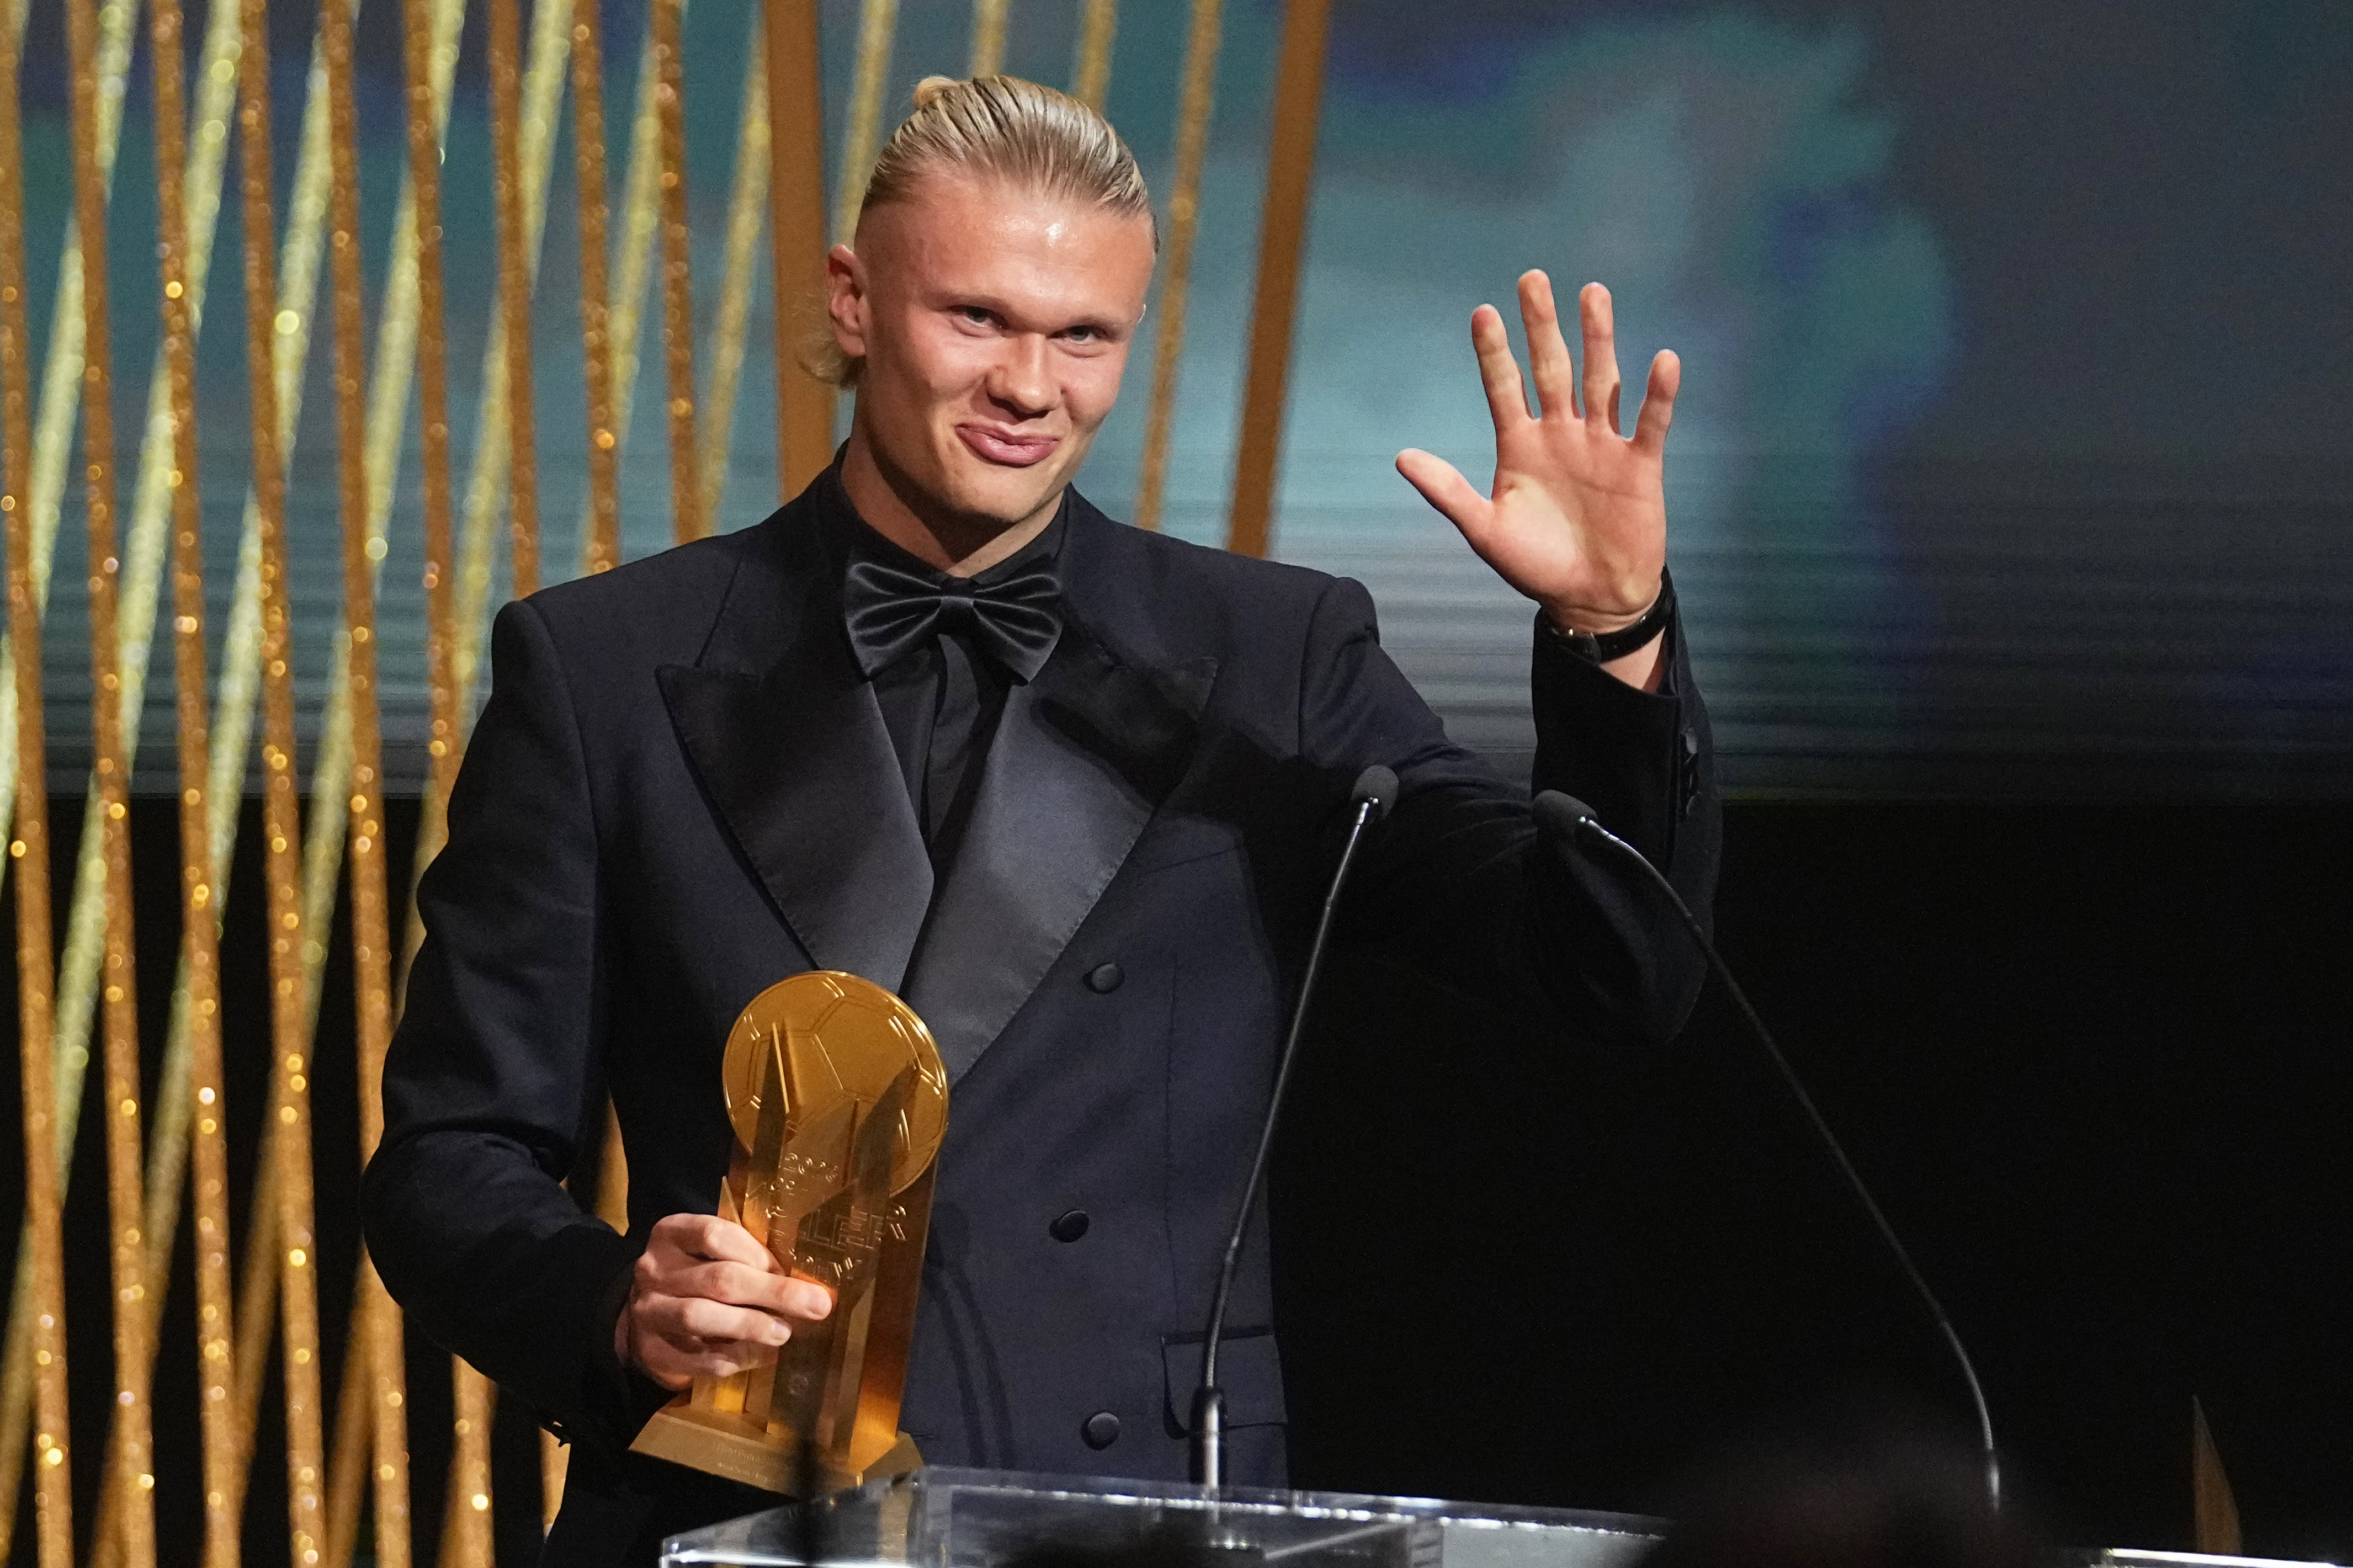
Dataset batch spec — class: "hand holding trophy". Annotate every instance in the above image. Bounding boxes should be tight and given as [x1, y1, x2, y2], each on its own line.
[630, 972, 950, 1493]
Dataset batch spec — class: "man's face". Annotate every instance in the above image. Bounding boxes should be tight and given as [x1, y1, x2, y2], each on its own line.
[830, 172, 1157, 532]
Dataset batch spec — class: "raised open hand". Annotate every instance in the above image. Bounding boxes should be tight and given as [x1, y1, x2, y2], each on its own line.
[1397, 272, 1677, 640]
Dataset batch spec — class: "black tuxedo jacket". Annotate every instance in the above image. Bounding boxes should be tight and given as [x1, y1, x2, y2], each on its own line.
[363, 482, 1720, 1563]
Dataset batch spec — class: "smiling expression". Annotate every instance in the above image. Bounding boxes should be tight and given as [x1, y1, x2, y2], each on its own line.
[828, 172, 1158, 560]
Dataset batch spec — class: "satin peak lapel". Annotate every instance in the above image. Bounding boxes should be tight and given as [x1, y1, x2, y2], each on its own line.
[904, 620, 1216, 1081]
[657, 528, 933, 995]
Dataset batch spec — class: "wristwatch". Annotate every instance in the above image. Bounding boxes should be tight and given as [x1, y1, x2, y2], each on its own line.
[1539, 568, 1676, 663]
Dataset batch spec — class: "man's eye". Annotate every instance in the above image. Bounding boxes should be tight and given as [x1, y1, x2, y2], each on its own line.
[958, 307, 993, 325]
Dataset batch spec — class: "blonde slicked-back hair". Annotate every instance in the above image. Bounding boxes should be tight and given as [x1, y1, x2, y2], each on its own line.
[811, 74, 1155, 387]
[864, 73, 1155, 242]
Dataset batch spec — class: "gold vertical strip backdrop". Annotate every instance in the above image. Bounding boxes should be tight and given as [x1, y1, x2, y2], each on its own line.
[199, 3, 359, 1528]
[570, 0, 621, 575]
[1225, 0, 1331, 559]
[828, 0, 895, 247]
[406, 0, 483, 1545]
[448, 0, 570, 724]
[769, 0, 839, 497]
[0, 2, 71, 1559]
[146, 0, 238, 1558]
[0, 0, 148, 1531]
[0, 0, 136, 864]
[0, 0, 135, 1506]
[66, 0, 161, 1558]
[1071, 0, 1116, 109]
[233, 0, 333, 1559]
[652, 0, 700, 543]
[968, 0, 1008, 77]
[320, 0, 412, 1561]
[307, 0, 468, 1541]
[103, 1, 245, 1527]
[82, 0, 251, 1555]
[302, 0, 464, 1128]
[69, 0, 299, 1530]
[445, 1367, 496, 1565]
[577, 6, 672, 566]
[488, 0, 541, 596]
[323, 1346, 371, 1568]
[367, 18, 468, 1535]
[1133, 0, 1223, 534]
[405, 0, 463, 874]
[14, 0, 235, 1531]
[12, 0, 144, 1321]
[695, 21, 770, 525]
[234, 0, 479, 1548]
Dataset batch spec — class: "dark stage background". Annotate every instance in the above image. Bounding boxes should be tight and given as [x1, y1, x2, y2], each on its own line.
[4, 794, 2347, 1561]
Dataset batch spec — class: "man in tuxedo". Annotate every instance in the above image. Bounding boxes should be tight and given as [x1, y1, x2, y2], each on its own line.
[364, 74, 1718, 1562]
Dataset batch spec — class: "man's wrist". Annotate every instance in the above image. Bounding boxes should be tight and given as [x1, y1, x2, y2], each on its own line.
[1538, 570, 1675, 662]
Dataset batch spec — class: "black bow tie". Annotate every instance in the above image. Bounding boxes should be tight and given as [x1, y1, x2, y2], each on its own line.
[842, 552, 1064, 683]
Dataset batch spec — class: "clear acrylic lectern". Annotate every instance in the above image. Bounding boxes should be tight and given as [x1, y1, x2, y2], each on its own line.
[658, 1466, 1664, 1568]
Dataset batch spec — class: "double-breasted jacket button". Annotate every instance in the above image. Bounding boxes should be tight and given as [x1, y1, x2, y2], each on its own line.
[1049, 1209, 1091, 1243]
[1081, 1411, 1122, 1449]
[1085, 962, 1124, 994]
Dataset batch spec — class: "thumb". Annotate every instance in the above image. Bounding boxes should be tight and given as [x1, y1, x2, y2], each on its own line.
[1395, 449, 1495, 544]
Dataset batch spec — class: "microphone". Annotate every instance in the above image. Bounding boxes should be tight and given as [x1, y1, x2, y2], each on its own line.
[1191, 764, 1397, 1488]
[1532, 791, 2003, 1510]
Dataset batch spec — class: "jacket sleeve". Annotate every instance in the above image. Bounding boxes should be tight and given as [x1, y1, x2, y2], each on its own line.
[1302, 576, 1721, 1048]
[362, 599, 654, 1454]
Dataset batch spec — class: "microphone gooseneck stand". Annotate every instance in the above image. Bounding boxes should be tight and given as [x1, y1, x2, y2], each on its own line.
[1191, 765, 1397, 1489]
[1530, 791, 2003, 1510]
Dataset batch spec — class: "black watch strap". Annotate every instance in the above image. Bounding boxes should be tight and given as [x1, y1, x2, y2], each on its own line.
[1539, 568, 1676, 663]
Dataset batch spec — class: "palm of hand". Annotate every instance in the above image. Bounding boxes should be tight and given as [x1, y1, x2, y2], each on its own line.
[1399, 273, 1679, 632]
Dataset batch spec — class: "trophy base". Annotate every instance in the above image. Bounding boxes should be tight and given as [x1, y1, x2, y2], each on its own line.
[630, 1401, 921, 1496]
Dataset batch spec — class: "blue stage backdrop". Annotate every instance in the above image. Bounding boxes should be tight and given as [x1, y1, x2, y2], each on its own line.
[18, 0, 2352, 796]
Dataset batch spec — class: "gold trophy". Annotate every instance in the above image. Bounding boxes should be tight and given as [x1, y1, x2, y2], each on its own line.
[630, 972, 949, 1493]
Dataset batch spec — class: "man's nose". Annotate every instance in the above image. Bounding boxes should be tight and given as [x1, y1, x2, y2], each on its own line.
[986, 335, 1055, 419]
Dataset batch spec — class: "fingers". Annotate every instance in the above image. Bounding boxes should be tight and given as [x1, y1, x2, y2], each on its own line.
[673, 1258, 834, 1322]
[659, 1293, 796, 1347]
[630, 1308, 782, 1390]
[620, 1225, 841, 1389]
[635, 1239, 832, 1320]
[651, 1211, 779, 1272]
[1468, 304, 1531, 437]
[1517, 270, 1577, 421]
[622, 1288, 790, 1392]
[1580, 282, 1622, 434]
[1632, 349, 1680, 454]
[1395, 449, 1496, 545]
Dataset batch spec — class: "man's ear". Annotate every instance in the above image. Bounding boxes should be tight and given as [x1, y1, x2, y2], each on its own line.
[826, 242, 868, 362]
